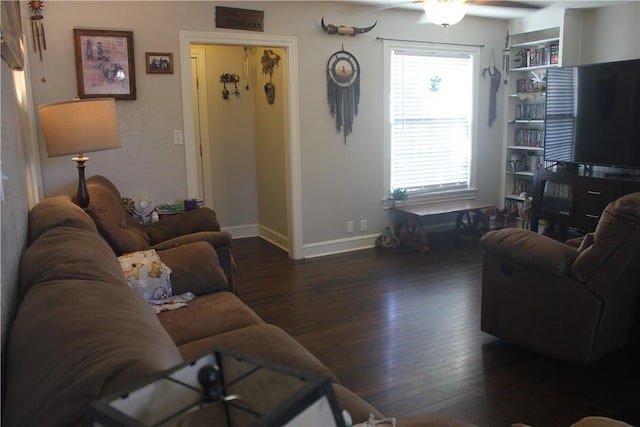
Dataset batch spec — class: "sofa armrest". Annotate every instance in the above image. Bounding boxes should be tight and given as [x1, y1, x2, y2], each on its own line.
[144, 208, 221, 243]
[480, 228, 578, 278]
[156, 241, 230, 295]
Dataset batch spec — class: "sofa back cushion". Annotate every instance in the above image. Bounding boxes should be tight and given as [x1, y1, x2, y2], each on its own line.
[28, 195, 97, 244]
[572, 192, 640, 299]
[84, 175, 150, 254]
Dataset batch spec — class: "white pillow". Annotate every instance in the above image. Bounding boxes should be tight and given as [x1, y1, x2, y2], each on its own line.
[118, 249, 172, 300]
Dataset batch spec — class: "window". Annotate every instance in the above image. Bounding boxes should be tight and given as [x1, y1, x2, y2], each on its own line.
[384, 41, 479, 202]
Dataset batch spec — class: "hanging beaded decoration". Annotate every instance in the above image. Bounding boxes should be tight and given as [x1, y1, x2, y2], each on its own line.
[327, 48, 360, 143]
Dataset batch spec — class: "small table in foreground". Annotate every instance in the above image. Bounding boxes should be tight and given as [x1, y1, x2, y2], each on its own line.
[390, 200, 495, 254]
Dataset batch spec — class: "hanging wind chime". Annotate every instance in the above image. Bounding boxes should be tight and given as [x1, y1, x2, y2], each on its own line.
[28, 1, 47, 62]
[327, 47, 360, 143]
[261, 49, 281, 105]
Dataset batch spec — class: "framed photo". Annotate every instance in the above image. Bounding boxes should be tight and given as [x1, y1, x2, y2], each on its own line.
[145, 52, 173, 74]
[73, 29, 136, 100]
[1, 0, 24, 70]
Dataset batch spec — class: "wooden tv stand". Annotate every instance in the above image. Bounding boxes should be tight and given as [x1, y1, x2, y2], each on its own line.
[531, 169, 640, 236]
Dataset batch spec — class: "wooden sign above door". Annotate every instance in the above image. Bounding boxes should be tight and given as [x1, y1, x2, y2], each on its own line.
[215, 6, 264, 32]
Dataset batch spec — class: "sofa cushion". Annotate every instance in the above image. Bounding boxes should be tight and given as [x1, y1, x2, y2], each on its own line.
[158, 292, 264, 346]
[176, 324, 339, 383]
[85, 175, 150, 254]
[18, 226, 128, 301]
[28, 195, 97, 244]
[155, 241, 229, 295]
[3, 281, 182, 427]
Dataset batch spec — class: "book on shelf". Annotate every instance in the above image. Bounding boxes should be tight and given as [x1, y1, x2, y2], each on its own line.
[549, 43, 559, 65]
[514, 128, 544, 147]
[515, 103, 545, 120]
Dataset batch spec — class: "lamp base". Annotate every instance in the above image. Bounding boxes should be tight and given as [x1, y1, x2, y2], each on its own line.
[72, 156, 90, 209]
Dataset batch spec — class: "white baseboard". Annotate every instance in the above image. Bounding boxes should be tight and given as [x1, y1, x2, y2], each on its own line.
[227, 222, 458, 259]
[303, 234, 379, 258]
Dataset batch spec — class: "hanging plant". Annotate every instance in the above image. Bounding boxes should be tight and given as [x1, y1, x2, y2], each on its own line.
[261, 49, 281, 105]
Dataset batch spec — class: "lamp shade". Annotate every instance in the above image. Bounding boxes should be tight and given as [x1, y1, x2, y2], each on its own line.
[38, 98, 121, 157]
[423, 0, 467, 27]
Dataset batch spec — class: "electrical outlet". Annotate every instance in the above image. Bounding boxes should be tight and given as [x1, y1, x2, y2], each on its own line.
[347, 221, 354, 233]
[360, 219, 367, 232]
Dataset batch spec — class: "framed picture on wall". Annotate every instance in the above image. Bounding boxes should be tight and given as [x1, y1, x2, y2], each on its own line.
[145, 52, 173, 74]
[73, 29, 136, 100]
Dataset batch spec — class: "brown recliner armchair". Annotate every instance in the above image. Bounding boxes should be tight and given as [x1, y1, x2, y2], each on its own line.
[80, 175, 235, 290]
[480, 192, 640, 364]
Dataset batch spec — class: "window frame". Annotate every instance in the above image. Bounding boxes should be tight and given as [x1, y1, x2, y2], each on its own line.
[383, 40, 481, 205]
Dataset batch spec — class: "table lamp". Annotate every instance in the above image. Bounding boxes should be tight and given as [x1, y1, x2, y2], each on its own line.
[89, 348, 347, 427]
[38, 98, 121, 209]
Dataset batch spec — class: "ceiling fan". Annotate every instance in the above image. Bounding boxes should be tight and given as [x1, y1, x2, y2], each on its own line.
[376, 0, 545, 27]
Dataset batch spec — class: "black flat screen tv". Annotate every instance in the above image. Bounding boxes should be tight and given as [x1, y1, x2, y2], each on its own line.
[544, 58, 640, 170]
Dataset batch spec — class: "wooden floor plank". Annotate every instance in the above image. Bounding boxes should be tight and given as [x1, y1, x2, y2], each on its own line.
[232, 237, 640, 427]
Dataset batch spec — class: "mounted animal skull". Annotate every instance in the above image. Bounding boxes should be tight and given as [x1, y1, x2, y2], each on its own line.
[320, 18, 377, 36]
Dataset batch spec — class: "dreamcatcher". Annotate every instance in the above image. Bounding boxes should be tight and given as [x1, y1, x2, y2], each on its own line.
[327, 48, 360, 143]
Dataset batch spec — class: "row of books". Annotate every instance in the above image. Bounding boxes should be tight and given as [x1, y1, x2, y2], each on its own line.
[507, 152, 544, 173]
[515, 103, 545, 120]
[513, 43, 559, 68]
[514, 128, 544, 147]
[543, 181, 572, 199]
[516, 78, 546, 93]
[512, 178, 533, 196]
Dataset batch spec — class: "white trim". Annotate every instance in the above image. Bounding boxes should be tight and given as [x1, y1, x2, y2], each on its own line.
[303, 234, 380, 259]
[190, 47, 214, 209]
[179, 31, 303, 260]
[223, 224, 259, 239]
[258, 225, 289, 252]
[381, 39, 480, 203]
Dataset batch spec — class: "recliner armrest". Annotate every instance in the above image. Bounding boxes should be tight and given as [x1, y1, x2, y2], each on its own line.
[480, 228, 578, 278]
[144, 208, 221, 243]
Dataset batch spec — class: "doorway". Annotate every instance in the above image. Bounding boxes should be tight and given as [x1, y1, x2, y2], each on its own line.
[179, 31, 303, 260]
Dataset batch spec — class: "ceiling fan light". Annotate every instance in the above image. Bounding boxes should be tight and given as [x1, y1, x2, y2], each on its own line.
[423, 0, 467, 27]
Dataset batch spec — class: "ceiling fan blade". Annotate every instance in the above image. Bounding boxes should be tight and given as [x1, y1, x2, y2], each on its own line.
[466, 0, 543, 9]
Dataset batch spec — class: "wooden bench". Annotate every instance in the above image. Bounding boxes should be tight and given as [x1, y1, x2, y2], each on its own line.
[390, 200, 495, 254]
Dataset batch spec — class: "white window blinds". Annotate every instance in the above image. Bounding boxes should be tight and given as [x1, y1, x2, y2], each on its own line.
[390, 49, 473, 194]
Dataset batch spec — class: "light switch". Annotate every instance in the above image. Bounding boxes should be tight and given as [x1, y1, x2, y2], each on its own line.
[174, 130, 184, 145]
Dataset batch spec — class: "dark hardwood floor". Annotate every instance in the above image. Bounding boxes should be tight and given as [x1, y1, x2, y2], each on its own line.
[232, 237, 640, 427]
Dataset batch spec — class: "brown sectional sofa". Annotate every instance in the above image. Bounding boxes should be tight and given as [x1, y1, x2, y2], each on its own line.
[2, 194, 475, 427]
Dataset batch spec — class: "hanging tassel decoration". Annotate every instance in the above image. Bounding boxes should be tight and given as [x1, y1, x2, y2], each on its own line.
[327, 49, 361, 143]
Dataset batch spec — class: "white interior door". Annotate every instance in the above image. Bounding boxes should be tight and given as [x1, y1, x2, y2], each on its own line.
[190, 49, 213, 208]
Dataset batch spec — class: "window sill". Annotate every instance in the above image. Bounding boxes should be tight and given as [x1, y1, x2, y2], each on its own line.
[381, 188, 479, 209]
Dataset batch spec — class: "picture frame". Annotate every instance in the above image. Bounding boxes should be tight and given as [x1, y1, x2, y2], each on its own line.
[0, 0, 24, 70]
[145, 52, 173, 74]
[73, 29, 136, 100]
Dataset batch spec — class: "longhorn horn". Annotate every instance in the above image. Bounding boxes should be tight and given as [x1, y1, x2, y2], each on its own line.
[354, 21, 377, 34]
[321, 18, 377, 36]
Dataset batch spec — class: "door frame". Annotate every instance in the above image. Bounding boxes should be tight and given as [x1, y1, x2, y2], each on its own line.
[179, 31, 303, 259]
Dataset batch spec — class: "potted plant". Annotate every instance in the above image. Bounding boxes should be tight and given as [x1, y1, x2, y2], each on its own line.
[389, 188, 408, 207]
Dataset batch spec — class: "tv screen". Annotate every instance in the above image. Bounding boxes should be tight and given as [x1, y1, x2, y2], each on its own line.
[544, 59, 640, 169]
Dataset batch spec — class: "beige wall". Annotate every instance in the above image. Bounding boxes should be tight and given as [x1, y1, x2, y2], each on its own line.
[25, 1, 509, 249]
[21, 1, 640, 251]
[580, 2, 640, 64]
[196, 44, 288, 242]
[202, 45, 259, 230]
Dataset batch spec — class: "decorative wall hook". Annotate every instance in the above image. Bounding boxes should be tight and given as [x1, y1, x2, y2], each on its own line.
[320, 18, 377, 36]
[261, 49, 281, 105]
[220, 73, 240, 99]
